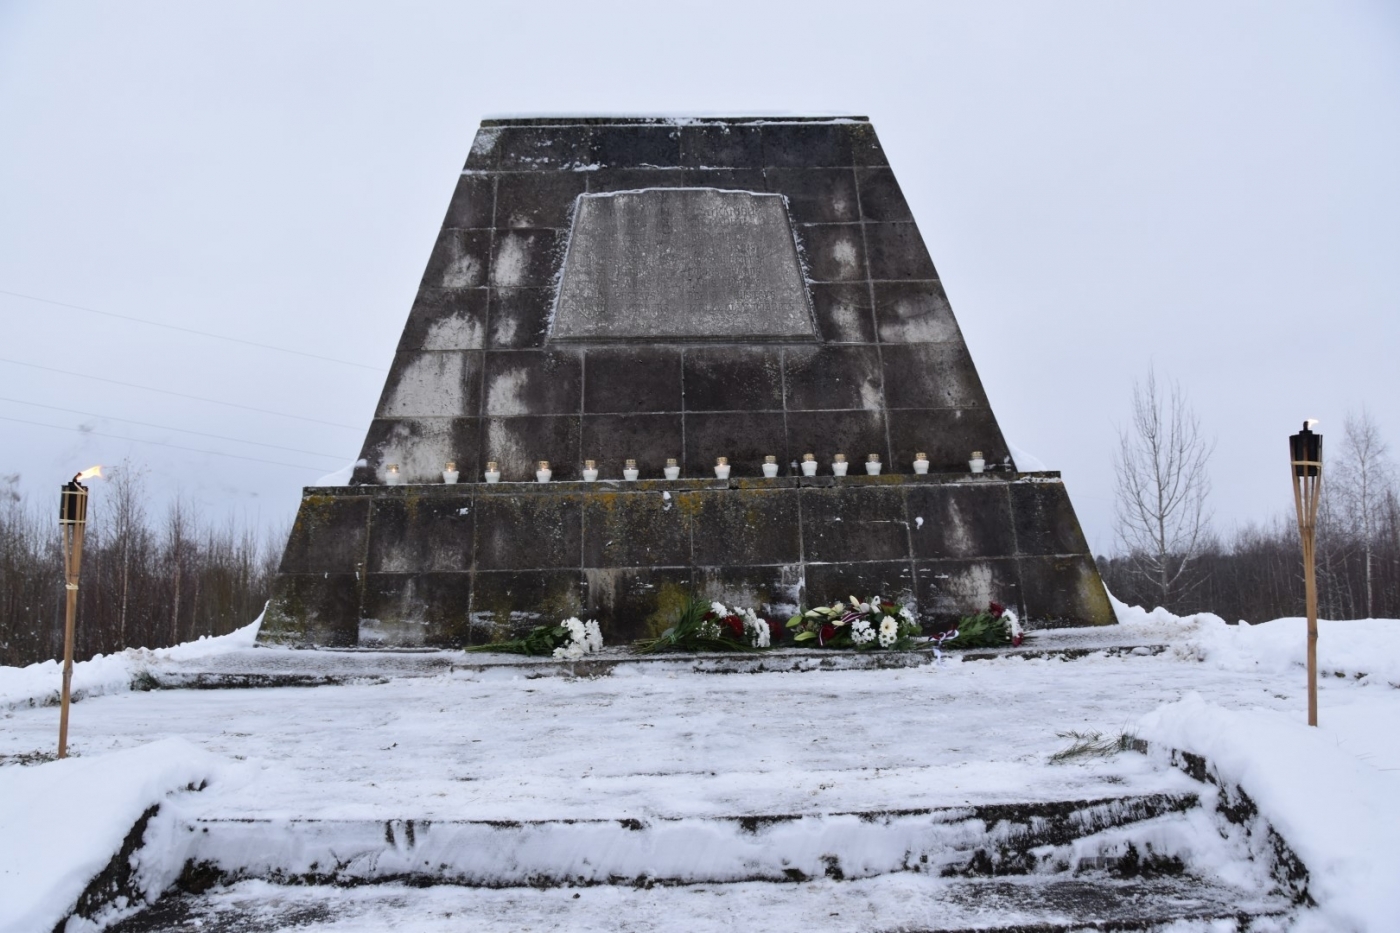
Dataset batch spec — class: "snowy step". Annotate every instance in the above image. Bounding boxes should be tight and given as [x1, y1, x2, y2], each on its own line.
[173, 794, 1199, 889]
[110, 875, 1293, 933]
[140, 632, 1171, 691]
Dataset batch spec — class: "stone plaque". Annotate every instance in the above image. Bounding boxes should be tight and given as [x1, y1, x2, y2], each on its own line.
[550, 188, 816, 342]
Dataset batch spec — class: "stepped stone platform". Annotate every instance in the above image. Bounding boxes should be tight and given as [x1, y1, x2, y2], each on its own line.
[264, 115, 1113, 648]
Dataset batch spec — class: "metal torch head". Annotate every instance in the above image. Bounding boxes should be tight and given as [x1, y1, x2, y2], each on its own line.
[60, 481, 89, 526]
[1290, 421, 1322, 477]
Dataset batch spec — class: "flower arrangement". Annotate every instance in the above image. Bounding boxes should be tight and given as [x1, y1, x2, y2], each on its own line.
[637, 598, 773, 653]
[786, 596, 921, 650]
[464, 616, 603, 658]
[942, 601, 1024, 649]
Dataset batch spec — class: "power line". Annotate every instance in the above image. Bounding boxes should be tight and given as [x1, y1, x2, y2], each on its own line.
[0, 396, 348, 460]
[0, 415, 330, 472]
[0, 288, 388, 372]
[0, 357, 365, 431]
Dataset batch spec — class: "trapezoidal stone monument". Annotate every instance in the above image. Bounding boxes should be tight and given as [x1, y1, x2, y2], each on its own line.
[262, 116, 1114, 648]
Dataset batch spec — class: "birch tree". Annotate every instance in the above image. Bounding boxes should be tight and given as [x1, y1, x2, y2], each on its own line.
[1113, 369, 1215, 607]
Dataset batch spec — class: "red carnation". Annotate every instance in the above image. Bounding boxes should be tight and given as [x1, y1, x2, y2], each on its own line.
[819, 623, 836, 645]
[767, 619, 784, 644]
[989, 601, 1006, 617]
[722, 615, 745, 639]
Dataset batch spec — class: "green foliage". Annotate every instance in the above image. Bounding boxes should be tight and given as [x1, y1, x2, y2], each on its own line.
[634, 596, 761, 654]
[941, 612, 1013, 649]
[464, 623, 571, 656]
[1049, 730, 1137, 764]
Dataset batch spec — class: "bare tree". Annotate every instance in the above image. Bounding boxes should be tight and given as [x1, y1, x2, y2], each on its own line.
[1331, 409, 1396, 617]
[107, 459, 150, 647]
[1113, 369, 1215, 607]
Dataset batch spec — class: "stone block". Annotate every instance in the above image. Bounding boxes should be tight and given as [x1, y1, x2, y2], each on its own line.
[474, 492, 583, 570]
[914, 558, 1023, 624]
[585, 566, 694, 641]
[864, 222, 937, 281]
[590, 124, 682, 168]
[377, 350, 483, 418]
[907, 483, 1017, 560]
[783, 410, 888, 471]
[856, 168, 913, 222]
[683, 168, 768, 192]
[443, 173, 494, 229]
[801, 485, 910, 563]
[483, 349, 582, 416]
[422, 230, 490, 289]
[494, 124, 592, 171]
[873, 281, 958, 344]
[880, 343, 988, 410]
[1010, 482, 1091, 556]
[797, 224, 868, 282]
[765, 168, 860, 223]
[688, 488, 801, 566]
[367, 495, 474, 573]
[493, 172, 587, 229]
[679, 124, 763, 168]
[694, 564, 804, 617]
[783, 345, 883, 411]
[482, 416, 582, 482]
[358, 417, 483, 484]
[1017, 555, 1113, 626]
[580, 414, 684, 476]
[360, 572, 476, 647]
[805, 560, 917, 606]
[583, 490, 691, 568]
[682, 412, 789, 478]
[490, 230, 563, 287]
[886, 409, 1009, 474]
[584, 168, 691, 193]
[809, 283, 876, 344]
[762, 123, 853, 168]
[470, 569, 588, 637]
[262, 573, 361, 647]
[584, 347, 682, 414]
[278, 496, 368, 573]
[487, 287, 553, 349]
[682, 346, 784, 412]
[397, 288, 487, 352]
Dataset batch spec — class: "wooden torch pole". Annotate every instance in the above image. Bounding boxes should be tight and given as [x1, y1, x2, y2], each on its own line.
[1290, 438, 1322, 728]
[58, 482, 88, 759]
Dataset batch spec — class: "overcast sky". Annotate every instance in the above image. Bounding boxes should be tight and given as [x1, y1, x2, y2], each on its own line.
[1, 1, 1396, 554]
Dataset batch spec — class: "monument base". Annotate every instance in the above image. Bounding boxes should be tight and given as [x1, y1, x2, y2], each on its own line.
[261, 471, 1113, 648]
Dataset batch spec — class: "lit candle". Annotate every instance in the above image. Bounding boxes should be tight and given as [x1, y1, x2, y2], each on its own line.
[969, 450, 986, 474]
[536, 460, 552, 484]
[714, 456, 731, 480]
[913, 452, 929, 475]
[443, 461, 460, 484]
[865, 453, 882, 476]
[623, 458, 639, 481]
[762, 455, 779, 478]
[385, 464, 402, 486]
[832, 453, 848, 477]
[664, 457, 680, 480]
[801, 452, 818, 477]
[583, 459, 599, 482]
[484, 461, 501, 484]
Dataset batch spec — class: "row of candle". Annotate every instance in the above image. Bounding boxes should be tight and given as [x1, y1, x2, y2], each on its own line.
[385, 452, 992, 485]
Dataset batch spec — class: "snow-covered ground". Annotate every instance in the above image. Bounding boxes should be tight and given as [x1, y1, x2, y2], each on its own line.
[1, 602, 1397, 931]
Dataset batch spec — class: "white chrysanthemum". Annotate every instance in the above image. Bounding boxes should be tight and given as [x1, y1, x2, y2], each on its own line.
[899, 605, 916, 623]
[742, 609, 770, 648]
[850, 618, 874, 645]
[552, 646, 567, 659]
[711, 601, 729, 618]
[583, 619, 604, 652]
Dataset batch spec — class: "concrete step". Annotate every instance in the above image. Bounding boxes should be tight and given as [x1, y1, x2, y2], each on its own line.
[139, 628, 1170, 691]
[109, 875, 1293, 932]
[170, 793, 1201, 889]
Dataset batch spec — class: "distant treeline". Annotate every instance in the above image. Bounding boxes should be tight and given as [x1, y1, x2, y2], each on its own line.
[0, 465, 282, 668]
[1101, 497, 1400, 623]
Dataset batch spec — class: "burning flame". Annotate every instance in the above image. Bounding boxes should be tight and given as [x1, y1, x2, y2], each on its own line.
[1305, 419, 1320, 430]
[75, 465, 103, 482]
